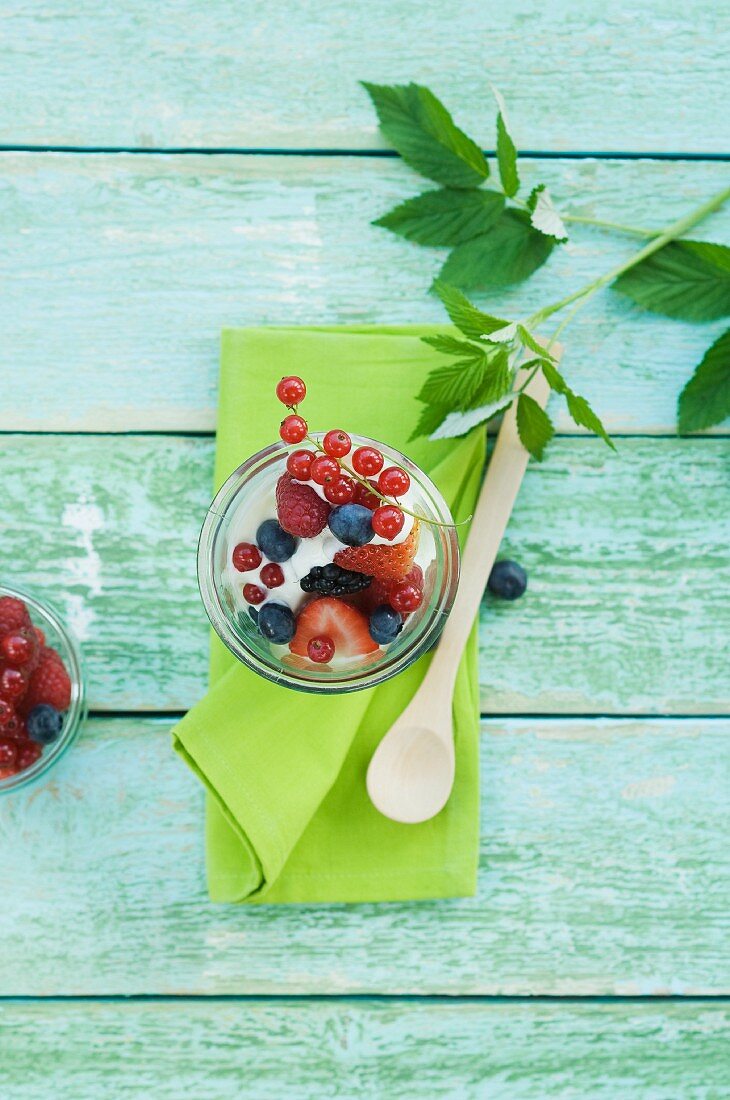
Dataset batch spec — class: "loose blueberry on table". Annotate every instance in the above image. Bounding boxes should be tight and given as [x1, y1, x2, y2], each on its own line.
[0, 595, 72, 780]
[226, 375, 432, 668]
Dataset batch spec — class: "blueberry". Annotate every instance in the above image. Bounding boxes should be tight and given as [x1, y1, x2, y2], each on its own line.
[369, 604, 403, 645]
[487, 560, 527, 600]
[257, 602, 296, 644]
[328, 504, 375, 547]
[26, 704, 64, 745]
[256, 518, 297, 562]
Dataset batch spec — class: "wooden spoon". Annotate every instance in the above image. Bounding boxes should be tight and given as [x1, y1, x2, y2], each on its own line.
[366, 352, 559, 824]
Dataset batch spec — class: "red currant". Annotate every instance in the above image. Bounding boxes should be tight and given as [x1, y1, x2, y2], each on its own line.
[310, 455, 340, 485]
[243, 583, 265, 605]
[353, 479, 381, 511]
[307, 635, 335, 663]
[390, 582, 423, 613]
[232, 543, 262, 573]
[276, 376, 307, 405]
[324, 476, 355, 505]
[17, 741, 42, 771]
[286, 449, 315, 480]
[352, 446, 384, 476]
[260, 563, 285, 589]
[0, 739, 18, 767]
[1, 631, 34, 668]
[0, 668, 26, 702]
[279, 414, 308, 444]
[0, 699, 13, 727]
[378, 466, 410, 497]
[372, 505, 405, 540]
[322, 429, 351, 458]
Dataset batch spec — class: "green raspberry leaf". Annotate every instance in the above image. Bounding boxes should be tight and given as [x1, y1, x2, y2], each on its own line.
[409, 400, 452, 442]
[540, 359, 569, 394]
[527, 184, 568, 242]
[678, 328, 730, 433]
[613, 239, 730, 322]
[361, 81, 489, 189]
[565, 391, 616, 450]
[432, 280, 509, 337]
[422, 333, 484, 357]
[439, 210, 554, 290]
[492, 87, 520, 198]
[374, 188, 504, 246]
[418, 346, 510, 410]
[516, 393, 554, 461]
[517, 324, 556, 361]
[430, 394, 516, 440]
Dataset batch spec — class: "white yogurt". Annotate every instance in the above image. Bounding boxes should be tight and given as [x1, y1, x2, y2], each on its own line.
[222, 474, 434, 620]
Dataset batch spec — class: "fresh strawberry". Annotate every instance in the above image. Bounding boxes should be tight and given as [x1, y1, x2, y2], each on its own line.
[0, 596, 30, 638]
[276, 473, 331, 538]
[20, 651, 71, 714]
[289, 597, 378, 660]
[335, 520, 420, 583]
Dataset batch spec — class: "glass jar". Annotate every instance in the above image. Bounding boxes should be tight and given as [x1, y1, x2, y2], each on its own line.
[0, 583, 86, 794]
[198, 436, 459, 693]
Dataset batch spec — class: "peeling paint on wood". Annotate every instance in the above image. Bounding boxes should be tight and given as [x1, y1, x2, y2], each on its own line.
[2, 716, 727, 996]
[1, 155, 729, 432]
[2, 434, 727, 714]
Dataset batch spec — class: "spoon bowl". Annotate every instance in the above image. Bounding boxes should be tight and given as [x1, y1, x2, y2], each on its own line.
[367, 722, 455, 824]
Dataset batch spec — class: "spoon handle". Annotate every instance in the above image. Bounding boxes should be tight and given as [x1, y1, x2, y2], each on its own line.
[427, 352, 561, 689]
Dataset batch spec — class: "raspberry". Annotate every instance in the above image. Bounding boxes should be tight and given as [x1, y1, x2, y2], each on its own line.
[276, 376, 306, 405]
[17, 741, 42, 771]
[0, 699, 13, 727]
[21, 653, 72, 714]
[279, 414, 308, 444]
[335, 520, 420, 583]
[0, 739, 17, 767]
[0, 597, 30, 638]
[390, 582, 423, 613]
[0, 765, 18, 779]
[372, 505, 405, 540]
[322, 430, 351, 458]
[378, 466, 410, 497]
[275, 473, 330, 538]
[0, 667, 27, 702]
[1, 628, 38, 669]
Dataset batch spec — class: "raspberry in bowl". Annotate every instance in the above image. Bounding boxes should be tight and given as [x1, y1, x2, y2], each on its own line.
[198, 378, 460, 694]
[0, 585, 86, 793]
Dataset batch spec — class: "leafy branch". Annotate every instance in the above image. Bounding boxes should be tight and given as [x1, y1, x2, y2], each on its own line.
[362, 81, 730, 454]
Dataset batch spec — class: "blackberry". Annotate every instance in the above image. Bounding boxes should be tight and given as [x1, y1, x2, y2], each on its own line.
[300, 563, 372, 597]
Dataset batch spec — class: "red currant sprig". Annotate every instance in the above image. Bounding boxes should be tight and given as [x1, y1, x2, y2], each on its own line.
[274, 376, 461, 536]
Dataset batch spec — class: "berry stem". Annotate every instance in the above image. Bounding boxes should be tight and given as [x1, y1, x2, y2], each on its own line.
[301, 431, 467, 530]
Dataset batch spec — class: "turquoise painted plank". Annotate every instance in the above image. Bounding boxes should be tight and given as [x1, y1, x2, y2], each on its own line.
[1, 1000, 728, 1099]
[1, 154, 729, 432]
[2, 435, 727, 714]
[0, 716, 727, 995]
[0, 2, 727, 152]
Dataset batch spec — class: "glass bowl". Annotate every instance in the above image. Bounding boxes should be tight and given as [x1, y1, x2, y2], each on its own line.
[0, 583, 86, 794]
[198, 435, 460, 693]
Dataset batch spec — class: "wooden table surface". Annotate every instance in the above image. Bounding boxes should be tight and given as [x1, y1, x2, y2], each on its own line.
[2, 4, 729, 1097]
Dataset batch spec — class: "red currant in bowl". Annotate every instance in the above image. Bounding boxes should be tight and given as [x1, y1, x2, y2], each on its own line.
[378, 466, 410, 497]
[352, 446, 384, 476]
[286, 449, 315, 480]
[0, 584, 86, 795]
[372, 505, 405, 540]
[310, 455, 340, 485]
[323, 430, 351, 458]
[324, 477, 355, 505]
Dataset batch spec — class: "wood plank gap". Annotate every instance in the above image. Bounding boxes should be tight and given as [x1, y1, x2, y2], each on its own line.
[2, 994, 729, 1005]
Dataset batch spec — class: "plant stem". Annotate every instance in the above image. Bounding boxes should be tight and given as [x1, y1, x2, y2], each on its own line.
[561, 213, 655, 237]
[529, 184, 730, 331]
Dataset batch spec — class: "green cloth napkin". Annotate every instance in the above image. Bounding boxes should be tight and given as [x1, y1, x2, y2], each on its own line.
[173, 325, 486, 903]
